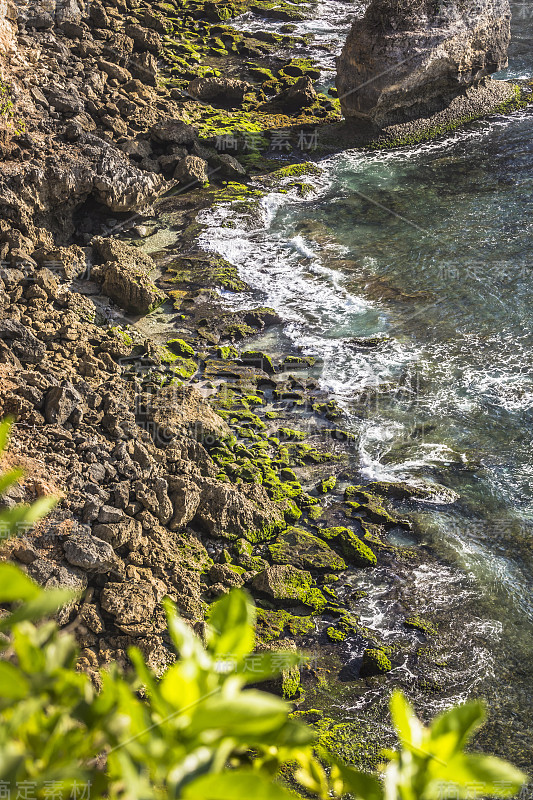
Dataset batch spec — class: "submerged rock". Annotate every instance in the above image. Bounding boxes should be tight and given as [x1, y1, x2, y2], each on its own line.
[336, 0, 511, 127]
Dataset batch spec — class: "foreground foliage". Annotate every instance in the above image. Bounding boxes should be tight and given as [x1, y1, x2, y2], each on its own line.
[0, 420, 527, 799]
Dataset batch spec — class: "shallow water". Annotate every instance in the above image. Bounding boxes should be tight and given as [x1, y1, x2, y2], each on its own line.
[206, 0, 533, 769]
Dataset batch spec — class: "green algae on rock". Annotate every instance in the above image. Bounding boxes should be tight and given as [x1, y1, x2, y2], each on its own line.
[360, 648, 392, 677]
[268, 527, 346, 572]
[317, 475, 336, 494]
[252, 564, 327, 611]
[166, 338, 196, 357]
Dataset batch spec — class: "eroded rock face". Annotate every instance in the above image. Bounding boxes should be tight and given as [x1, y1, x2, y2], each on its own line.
[91, 237, 166, 314]
[336, 0, 511, 127]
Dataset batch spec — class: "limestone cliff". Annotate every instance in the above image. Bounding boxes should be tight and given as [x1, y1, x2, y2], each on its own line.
[336, 0, 511, 127]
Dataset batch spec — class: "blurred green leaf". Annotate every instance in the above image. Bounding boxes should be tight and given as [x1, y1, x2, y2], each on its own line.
[390, 690, 423, 751]
[189, 691, 289, 738]
[427, 754, 527, 799]
[206, 589, 255, 660]
[0, 662, 30, 700]
[430, 701, 485, 754]
[0, 588, 75, 631]
[0, 563, 42, 602]
[183, 771, 296, 800]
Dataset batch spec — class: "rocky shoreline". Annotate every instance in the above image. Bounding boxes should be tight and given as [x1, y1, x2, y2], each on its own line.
[0, 0, 531, 773]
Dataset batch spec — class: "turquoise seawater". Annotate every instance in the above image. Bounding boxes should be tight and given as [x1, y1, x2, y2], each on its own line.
[202, 1, 533, 771]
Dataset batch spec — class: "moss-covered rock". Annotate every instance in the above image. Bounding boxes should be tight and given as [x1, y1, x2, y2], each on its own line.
[216, 344, 239, 360]
[239, 350, 275, 374]
[255, 607, 315, 643]
[327, 626, 347, 642]
[282, 354, 316, 367]
[166, 337, 195, 357]
[278, 427, 306, 441]
[339, 530, 377, 567]
[317, 475, 336, 493]
[344, 485, 401, 526]
[251, 564, 326, 611]
[404, 615, 438, 636]
[360, 648, 392, 677]
[268, 527, 346, 572]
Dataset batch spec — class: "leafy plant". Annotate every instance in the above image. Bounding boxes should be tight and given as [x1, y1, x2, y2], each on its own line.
[0, 418, 528, 800]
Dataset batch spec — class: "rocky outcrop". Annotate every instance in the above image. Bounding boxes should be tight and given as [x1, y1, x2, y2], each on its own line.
[336, 0, 511, 127]
[91, 237, 166, 315]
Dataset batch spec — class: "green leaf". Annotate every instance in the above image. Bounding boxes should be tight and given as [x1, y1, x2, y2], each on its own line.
[206, 589, 255, 660]
[427, 754, 527, 799]
[189, 691, 289, 738]
[0, 563, 41, 602]
[390, 690, 423, 750]
[0, 467, 24, 495]
[0, 662, 30, 700]
[182, 771, 296, 800]
[0, 417, 13, 452]
[0, 588, 75, 631]
[233, 651, 302, 683]
[321, 751, 383, 800]
[0, 495, 57, 540]
[430, 701, 485, 753]
[163, 597, 210, 667]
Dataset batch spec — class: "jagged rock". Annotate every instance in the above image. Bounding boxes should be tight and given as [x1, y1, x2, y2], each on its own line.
[91, 237, 165, 314]
[0, 320, 46, 364]
[121, 139, 153, 159]
[208, 563, 245, 588]
[80, 603, 105, 634]
[188, 76, 253, 106]
[97, 505, 125, 524]
[167, 476, 201, 530]
[279, 76, 317, 111]
[125, 24, 161, 54]
[128, 52, 158, 85]
[46, 88, 84, 116]
[194, 479, 285, 543]
[336, 0, 511, 126]
[173, 155, 209, 186]
[100, 580, 157, 630]
[149, 118, 197, 145]
[146, 385, 230, 443]
[90, 139, 163, 211]
[98, 59, 132, 83]
[63, 531, 118, 573]
[44, 384, 84, 426]
[215, 154, 247, 180]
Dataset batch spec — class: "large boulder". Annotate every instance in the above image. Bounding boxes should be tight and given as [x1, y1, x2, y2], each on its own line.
[268, 527, 346, 572]
[336, 0, 511, 127]
[173, 155, 209, 186]
[188, 76, 253, 106]
[194, 479, 286, 543]
[251, 564, 326, 611]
